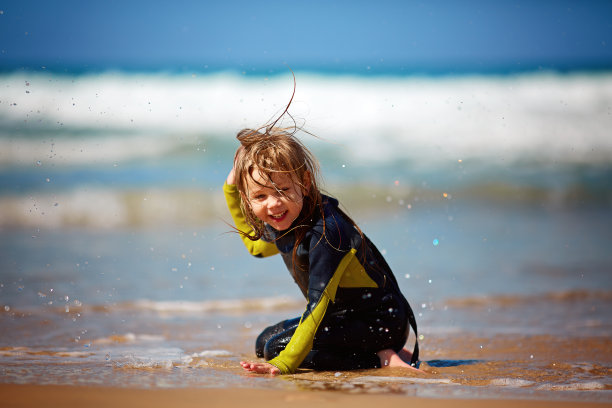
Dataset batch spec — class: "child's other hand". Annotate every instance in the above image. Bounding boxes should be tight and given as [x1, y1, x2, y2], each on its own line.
[226, 167, 236, 185]
[226, 146, 244, 185]
[240, 360, 281, 375]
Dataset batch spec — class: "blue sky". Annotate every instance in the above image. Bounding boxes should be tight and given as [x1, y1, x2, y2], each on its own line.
[1, 0, 611, 73]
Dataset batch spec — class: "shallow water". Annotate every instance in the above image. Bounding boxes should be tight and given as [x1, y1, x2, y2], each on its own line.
[1, 70, 611, 401]
[1, 201, 611, 402]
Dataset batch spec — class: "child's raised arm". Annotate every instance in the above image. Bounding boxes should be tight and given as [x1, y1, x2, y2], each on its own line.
[223, 149, 279, 258]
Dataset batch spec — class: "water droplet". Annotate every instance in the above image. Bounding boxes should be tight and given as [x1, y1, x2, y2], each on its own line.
[45, 177, 50, 183]
[418, 334, 424, 340]
[36, 160, 42, 166]
[404, 274, 411, 279]
[4, 305, 10, 312]
[433, 238, 439, 246]
[334, 372, 342, 377]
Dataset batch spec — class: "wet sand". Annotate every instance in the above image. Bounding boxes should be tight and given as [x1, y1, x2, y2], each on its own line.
[2, 384, 611, 408]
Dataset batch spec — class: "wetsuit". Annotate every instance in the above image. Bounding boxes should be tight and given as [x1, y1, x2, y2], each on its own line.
[224, 183, 418, 374]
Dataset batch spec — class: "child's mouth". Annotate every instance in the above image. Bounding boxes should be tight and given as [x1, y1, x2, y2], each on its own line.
[270, 211, 288, 222]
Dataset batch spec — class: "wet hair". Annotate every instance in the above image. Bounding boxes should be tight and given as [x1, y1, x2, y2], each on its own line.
[233, 125, 322, 241]
[231, 76, 365, 272]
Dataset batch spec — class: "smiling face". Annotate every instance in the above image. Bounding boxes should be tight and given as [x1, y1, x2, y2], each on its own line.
[244, 167, 306, 232]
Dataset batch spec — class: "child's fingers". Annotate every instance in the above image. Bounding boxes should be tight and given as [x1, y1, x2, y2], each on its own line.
[239, 361, 280, 375]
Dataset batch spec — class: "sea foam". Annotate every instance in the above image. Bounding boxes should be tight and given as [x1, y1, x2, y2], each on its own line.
[1, 71, 611, 165]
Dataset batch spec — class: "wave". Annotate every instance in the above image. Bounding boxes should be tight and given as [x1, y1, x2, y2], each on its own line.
[442, 289, 612, 309]
[0, 187, 228, 229]
[2, 296, 304, 319]
[124, 296, 303, 315]
[87, 296, 304, 316]
[2, 71, 612, 166]
[489, 378, 535, 387]
[536, 381, 608, 391]
[1, 176, 609, 228]
[94, 333, 166, 345]
[0, 346, 94, 359]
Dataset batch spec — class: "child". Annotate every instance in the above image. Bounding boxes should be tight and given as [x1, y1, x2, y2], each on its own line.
[224, 123, 420, 375]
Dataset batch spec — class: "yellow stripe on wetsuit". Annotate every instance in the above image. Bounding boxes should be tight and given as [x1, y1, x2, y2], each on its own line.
[268, 249, 378, 374]
[223, 182, 279, 258]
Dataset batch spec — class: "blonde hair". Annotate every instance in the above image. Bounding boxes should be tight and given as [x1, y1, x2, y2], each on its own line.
[233, 126, 322, 241]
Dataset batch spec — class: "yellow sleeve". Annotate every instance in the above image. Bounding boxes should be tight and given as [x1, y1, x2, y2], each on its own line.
[223, 182, 279, 258]
[267, 249, 365, 374]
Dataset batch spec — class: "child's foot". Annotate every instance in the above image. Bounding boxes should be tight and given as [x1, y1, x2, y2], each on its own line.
[398, 347, 414, 363]
[377, 349, 423, 373]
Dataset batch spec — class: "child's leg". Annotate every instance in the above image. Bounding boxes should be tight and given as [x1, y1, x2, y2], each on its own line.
[255, 317, 300, 358]
[259, 319, 381, 370]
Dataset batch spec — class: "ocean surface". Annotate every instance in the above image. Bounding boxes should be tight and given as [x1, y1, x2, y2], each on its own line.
[0, 68, 611, 401]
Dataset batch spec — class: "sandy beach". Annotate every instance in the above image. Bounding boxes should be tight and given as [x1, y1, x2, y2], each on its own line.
[2, 384, 611, 408]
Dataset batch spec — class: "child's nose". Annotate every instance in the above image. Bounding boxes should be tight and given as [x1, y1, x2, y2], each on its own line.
[267, 195, 282, 208]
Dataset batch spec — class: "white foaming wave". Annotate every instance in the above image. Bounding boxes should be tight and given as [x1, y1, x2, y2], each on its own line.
[0, 189, 129, 229]
[0, 346, 94, 359]
[353, 375, 454, 385]
[1, 71, 612, 165]
[536, 381, 607, 391]
[112, 346, 185, 370]
[189, 350, 232, 358]
[0, 132, 187, 166]
[129, 296, 302, 315]
[489, 378, 535, 387]
[0, 187, 227, 229]
[181, 350, 233, 365]
[94, 333, 166, 345]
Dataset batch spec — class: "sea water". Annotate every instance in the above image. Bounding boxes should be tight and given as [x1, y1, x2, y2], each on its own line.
[0, 69, 611, 401]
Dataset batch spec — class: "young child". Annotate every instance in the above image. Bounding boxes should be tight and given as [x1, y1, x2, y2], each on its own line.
[224, 124, 420, 375]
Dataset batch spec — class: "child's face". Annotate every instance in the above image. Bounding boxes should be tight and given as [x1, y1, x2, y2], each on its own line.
[245, 168, 305, 231]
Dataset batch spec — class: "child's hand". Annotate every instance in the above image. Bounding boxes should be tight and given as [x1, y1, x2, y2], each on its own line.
[240, 360, 281, 375]
[226, 146, 244, 185]
[226, 167, 236, 185]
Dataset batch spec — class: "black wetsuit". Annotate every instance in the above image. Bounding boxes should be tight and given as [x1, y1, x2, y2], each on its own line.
[224, 183, 418, 374]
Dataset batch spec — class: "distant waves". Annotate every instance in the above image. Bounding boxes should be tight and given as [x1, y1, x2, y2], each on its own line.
[1, 70, 611, 166]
